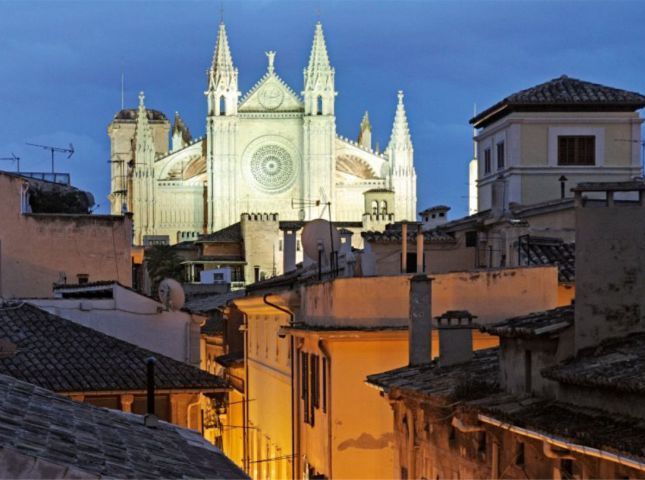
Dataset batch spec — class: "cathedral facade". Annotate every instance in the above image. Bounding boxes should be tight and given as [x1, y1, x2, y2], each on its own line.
[108, 22, 417, 245]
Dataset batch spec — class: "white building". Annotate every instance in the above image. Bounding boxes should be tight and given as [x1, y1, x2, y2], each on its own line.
[108, 22, 417, 245]
[469, 75, 645, 213]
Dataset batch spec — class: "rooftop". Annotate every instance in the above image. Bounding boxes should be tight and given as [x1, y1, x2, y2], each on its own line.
[0, 303, 228, 393]
[197, 222, 242, 244]
[113, 108, 168, 122]
[361, 225, 456, 243]
[470, 394, 645, 462]
[482, 305, 574, 339]
[471, 75, 645, 128]
[0, 373, 246, 479]
[543, 333, 645, 394]
[519, 236, 575, 282]
[367, 348, 499, 400]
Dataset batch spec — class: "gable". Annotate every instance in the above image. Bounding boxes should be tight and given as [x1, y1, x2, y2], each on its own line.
[239, 74, 303, 113]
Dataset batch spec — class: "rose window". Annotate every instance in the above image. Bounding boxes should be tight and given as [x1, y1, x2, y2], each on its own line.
[250, 144, 295, 192]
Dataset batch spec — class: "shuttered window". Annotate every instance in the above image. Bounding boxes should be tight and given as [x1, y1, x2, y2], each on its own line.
[558, 136, 595, 165]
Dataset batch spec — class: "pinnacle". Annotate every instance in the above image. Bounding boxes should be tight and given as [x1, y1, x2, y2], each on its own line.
[211, 22, 235, 72]
[306, 21, 331, 72]
[388, 90, 412, 152]
[361, 111, 372, 131]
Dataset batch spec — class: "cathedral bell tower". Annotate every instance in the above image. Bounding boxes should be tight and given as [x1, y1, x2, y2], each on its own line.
[386, 91, 417, 221]
[206, 21, 240, 232]
[132, 92, 157, 245]
[302, 22, 337, 219]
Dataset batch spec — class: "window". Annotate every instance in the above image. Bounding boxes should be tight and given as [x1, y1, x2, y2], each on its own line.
[371, 200, 379, 215]
[317, 96, 323, 115]
[77, 273, 89, 284]
[515, 441, 525, 466]
[219, 96, 226, 116]
[380, 200, 388, 214]
[484, 148, 491, 174]
[558, 136, 595, 165]
[301, 352, 309, 424]
[311, 354, 319, 414]
[497, 141, 505, 170]
[561, 459, 574, 480]
[524, 350, 532, 393]
[465, 231, 478, 248]
[296, 240, 301, 251]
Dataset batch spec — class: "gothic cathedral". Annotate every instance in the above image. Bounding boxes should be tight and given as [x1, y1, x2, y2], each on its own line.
[108, 22, 417, 245]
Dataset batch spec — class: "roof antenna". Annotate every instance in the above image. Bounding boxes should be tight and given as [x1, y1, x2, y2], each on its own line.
[25, 142, 74, 174]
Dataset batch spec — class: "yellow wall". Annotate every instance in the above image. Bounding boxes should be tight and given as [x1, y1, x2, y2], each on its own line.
[246, 311, 293, 479]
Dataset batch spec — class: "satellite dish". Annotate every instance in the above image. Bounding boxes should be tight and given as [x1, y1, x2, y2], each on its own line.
[158, 278, 185, 311]
[301, 219, 340, 263]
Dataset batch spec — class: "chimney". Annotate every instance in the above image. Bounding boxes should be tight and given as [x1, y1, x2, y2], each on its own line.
[145, 356, 158, 427]
[415, 225, 424, 273]
[401, 223, 408, 273]
[409, 275, 432, 366]
[339, 229, 353, 254]
[436, 311, 476, 367]
[282, 229, 297, 273]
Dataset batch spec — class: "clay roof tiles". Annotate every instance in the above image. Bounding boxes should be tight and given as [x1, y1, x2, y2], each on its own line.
[0, 303, 228, 393]
[471, 75, 645, 128]
[0, 373, 247, 479]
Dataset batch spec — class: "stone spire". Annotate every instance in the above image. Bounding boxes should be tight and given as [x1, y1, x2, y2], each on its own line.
[135, 91, 154, 156]
[209, 22, 235, 88]
[172, 111, 192, 152]
[387, 91, 413, 153]
[303, 21, 335, 115]
[206, 22, 239, 116]
[358, 111, 372, 149]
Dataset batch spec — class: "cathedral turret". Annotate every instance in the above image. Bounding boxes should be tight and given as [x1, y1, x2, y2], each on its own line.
[302, 22, 337, 220]
[386, 91, 417, 221]
[358, 111, 372, 149]
[172, 111, 192, 152]
[206, 22, 239, 116]
[132, 91, 157, 244]
[206, 21, 240, 231]
[303, 21, 336, 116]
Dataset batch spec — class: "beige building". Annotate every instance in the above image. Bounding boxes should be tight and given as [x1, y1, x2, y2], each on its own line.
[0, 172, 132, 298]
[470, 75, 645, 212]
[368, 181, 645, 480]
[225, 260, 563, 479]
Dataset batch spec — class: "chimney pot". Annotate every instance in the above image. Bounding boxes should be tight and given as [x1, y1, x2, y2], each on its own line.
[436, 311, 477, 367]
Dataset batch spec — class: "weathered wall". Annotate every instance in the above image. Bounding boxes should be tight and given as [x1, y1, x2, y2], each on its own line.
[0, 174, 132, 298]
[302, 267, 558, 329]
[241, 213, 281, 283]
[575, 202, 645, 351]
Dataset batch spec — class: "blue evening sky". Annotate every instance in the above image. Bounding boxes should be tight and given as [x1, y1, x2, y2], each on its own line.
[1, 0, 644, 217]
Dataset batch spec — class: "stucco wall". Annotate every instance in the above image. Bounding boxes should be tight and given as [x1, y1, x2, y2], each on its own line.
[0, 174, 132, 298]
[302, 267, 558, 328]
[575, 202, 645, 351]
[29, 285, 201, 365]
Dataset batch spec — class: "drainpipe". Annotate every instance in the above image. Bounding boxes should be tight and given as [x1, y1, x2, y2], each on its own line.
[262, 294, 296, 479]
[318, 339, 332, 478]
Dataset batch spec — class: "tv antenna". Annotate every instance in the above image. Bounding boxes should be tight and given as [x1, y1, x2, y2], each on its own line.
[25, 142, 74, 173]
[0, 153, 20, 172]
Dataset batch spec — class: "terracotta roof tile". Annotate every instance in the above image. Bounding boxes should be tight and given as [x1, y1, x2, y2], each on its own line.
[0, 304, 228, 393]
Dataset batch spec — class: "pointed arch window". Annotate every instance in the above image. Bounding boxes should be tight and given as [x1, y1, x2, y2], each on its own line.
[317, 96, 323, 115]
[381, 200, 388, 214]
[371, 200, 379, 215]
[219, 96, 226, 116]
